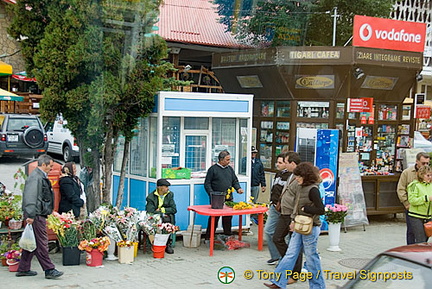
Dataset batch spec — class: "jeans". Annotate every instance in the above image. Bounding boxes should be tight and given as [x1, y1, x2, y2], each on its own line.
[408, 215, 430, 243]
[271, 226, 325, 289]
[251, 186, 260, 203]
[405, 210, 416, 245]
[264, 204, 281, 260]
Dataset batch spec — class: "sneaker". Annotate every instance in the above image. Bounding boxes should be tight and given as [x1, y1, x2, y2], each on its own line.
[45, 269, 63, 279]
[267, 258, 278, 265]
[16, 271, 37, 277]
[165, 246, 174, 254]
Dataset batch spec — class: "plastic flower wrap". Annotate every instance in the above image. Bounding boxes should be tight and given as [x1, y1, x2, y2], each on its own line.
[158, 222, 179, 234]
[103, 223, 123, 242]
[47, 211, 81, 247]
[138, 213, 161, 236]
[88, 205, 118, 233]
[78, 236, 110, 253]
[325, 203, 348, 224]
[116, 207, 139, 241]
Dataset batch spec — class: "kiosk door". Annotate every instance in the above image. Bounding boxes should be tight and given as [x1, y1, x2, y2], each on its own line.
[185, 135, 208, 172]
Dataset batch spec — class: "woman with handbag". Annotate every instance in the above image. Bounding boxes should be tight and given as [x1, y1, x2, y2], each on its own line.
[264, 162, 325, 289]
[407, 165, 432, 243]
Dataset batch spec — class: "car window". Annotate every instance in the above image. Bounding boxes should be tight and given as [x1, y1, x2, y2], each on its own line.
[7, 118, 40, 131]
[45, 122, 54, 132]
[349, 255, 432, 289]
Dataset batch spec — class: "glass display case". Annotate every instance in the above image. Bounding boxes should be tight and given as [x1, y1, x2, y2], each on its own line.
[261, 101, 274, 117]
[378, 104, 397, 121]
[376, 124, 396, 173]
[297, 101, 329, 118]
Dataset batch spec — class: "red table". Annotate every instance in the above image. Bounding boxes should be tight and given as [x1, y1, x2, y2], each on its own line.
[187, 205, 268, 256]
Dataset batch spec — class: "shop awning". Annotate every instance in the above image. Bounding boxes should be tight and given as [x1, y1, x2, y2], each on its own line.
[12, 72, 36, 82]
[0, 88, 23, 101]
[0, 61, 13, 76]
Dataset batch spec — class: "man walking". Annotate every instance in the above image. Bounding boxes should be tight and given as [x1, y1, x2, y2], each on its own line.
[204, 150, 244, 240]
[17, 155, 63, 279]
[397, 151, 430, 245]
[264, 152, 290, 265]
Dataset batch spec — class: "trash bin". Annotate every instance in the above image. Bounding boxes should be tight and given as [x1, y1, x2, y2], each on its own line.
[210, 191, 226, 209]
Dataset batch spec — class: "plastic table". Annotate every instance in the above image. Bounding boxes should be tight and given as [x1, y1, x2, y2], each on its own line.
[187, 205, 268, 256]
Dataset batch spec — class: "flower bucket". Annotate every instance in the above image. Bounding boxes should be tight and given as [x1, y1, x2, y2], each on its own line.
[154, 234, 170, 246]
[210, 191, 226, 209]
[86, 249, 103, 267]
[327, 222, 342, 252]
[118, 246, 134, 264]
[133, 242, 139, 257]
[152, 245, 166, 259]
[7, 260, 19, 272]
[1, 258, 7, 266]
[62, 246, 81, 266]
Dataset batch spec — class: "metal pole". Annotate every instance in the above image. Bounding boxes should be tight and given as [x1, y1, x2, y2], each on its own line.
[332, 7, 338, 46]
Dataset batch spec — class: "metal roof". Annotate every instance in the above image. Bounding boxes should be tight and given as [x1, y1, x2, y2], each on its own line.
[157, 0, 245, 48]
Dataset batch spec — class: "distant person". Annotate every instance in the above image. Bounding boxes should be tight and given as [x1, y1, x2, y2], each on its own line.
[397, 152, 430, 244]
[240, 146, 266, 204]
[264, 152, 289, 265]
[407, 165, 432, 243]
[265, 162, 325, 289]
[17, 155, 64, 279]
[59, 162, 85, 219]
[146, 178, 177, 254]
[204, 150, 244, 241]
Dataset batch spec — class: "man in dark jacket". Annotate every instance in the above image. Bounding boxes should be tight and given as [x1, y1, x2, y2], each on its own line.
[146, 178, 177, 254]
[204, 150, 244, 241]
[241, 146, 266, 204]
[17, 155, 63, 279]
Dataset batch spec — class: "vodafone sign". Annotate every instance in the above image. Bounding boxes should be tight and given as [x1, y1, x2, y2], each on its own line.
[353, 15, 426, 52]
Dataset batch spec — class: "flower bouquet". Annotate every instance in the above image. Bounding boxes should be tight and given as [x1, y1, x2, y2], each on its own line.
[325, 203, 348, 224]
[115, 207, 140, 242]
[47, 211, 82, 247]
[3, 249, 21, 265]
[78, 236, 110, 253]
[138, 213, 162, 244]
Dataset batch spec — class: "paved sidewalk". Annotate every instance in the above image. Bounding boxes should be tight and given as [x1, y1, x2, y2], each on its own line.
[0, 214, 407, 289]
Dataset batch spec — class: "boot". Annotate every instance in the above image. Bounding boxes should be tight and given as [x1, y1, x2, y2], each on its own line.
[165, 239, 174, 254]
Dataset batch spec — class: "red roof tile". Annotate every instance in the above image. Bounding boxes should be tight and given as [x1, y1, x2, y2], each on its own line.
[157, 0, 245, 48]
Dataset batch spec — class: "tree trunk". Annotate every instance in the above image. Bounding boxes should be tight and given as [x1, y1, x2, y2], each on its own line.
[102, 120, 116, 204]
[85, 150, 102, 213]
[115, 138, 130, 208]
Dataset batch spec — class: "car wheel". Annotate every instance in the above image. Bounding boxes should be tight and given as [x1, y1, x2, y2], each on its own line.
[63, 145, 72, 162]
[23, 127, 44, 148]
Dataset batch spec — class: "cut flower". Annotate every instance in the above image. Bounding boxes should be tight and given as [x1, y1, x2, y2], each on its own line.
[325, 203, 348, 224]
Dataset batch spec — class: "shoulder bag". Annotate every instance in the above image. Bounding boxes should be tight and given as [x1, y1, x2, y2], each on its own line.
[292, 188, 313, 235]
[423, 202, 432, 238]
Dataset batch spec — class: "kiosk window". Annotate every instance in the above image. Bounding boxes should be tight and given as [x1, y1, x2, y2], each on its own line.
[212, 118, 236, 166]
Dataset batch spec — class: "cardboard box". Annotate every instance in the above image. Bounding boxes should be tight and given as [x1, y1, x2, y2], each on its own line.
[183, 232, 201, 248]
[162, 168, 191, 179]
[118, 246, 134, 264]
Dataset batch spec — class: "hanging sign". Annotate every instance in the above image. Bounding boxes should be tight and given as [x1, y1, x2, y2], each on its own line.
[347, 97, 373, 112]
[353, 15, 426, 52]
[415, 105, 431, 119]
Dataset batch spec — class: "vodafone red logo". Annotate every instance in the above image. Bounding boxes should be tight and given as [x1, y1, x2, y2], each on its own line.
[353, 15, 426, 52]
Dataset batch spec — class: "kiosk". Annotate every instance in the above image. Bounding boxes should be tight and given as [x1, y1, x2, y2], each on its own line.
[112, 91, 254, 231]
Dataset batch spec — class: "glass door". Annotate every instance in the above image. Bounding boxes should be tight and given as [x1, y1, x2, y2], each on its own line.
[185, 135, 208, 172]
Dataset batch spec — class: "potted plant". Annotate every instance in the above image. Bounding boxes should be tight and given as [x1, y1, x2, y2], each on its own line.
[47, 211, 82, 265]
[3, 249, 21, 272]
[325, 203, 349, 252]
[0, 236, 20, 266]
[0, 193, 23, 228]
[78, 236, 110, 267]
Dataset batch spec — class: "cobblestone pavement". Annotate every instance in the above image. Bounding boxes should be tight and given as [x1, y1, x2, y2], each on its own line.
[0, 214, 407, 289]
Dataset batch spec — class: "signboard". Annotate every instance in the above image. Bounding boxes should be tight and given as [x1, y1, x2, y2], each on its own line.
[338, 153, 369, 227]
[415, 105, 431, 119]
[347, 97, 373, 112]
[353, 15, 427, 52]
[295, 75, 334, 89]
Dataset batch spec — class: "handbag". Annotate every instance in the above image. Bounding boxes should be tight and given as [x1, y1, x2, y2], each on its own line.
[423, 203, 432, 238]
[292, 187, 314, 235]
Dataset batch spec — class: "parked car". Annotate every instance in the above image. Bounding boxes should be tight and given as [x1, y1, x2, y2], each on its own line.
[0, 113, 48, 159]
[44, 117, 79, 162]
[341, 243, 432, 288]
[413, 131, 432, 152]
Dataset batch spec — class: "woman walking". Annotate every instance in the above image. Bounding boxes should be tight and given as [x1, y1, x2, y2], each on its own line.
[264, 162, 325, 289]
[407, 165, 432, 243]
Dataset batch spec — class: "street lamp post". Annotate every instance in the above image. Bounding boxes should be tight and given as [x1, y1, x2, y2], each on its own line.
[332, 7, 339, 46]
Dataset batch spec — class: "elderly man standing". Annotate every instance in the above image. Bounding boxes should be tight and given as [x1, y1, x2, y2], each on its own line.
[17, 155, 64, 279]
[204, 150, 244, 241]
[397, 151, 430, 245]
[146, 178, 177, 254]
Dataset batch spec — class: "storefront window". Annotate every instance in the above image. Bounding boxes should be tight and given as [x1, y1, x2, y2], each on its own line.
[297, 101, 329, 118]
[212, 118, 236, 167]
[260, 121, 273, 142]
[149, 116, 157, 178]
[162, 117, 180, 168]
[276, 101, 290, 117]
[239, 119, 248, 175]
[336, 103, 345, 119]
[113, 135, 126, 173]
[130, 118, 148, 177]
[261, 101, 274, 117]
[260, 143, 272, 169]
[185, 117, 209, 129]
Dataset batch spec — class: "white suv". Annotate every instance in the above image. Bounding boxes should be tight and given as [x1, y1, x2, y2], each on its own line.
[44, 117, 79, 162]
